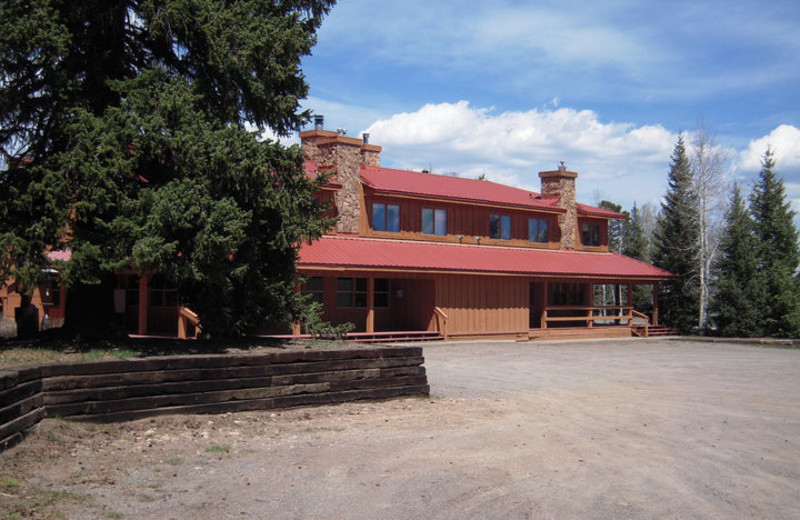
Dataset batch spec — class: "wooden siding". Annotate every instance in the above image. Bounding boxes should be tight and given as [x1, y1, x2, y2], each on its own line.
[435, 274, 528, 337]
[361, 190, 561, 249]
[302, 271, 436, 333]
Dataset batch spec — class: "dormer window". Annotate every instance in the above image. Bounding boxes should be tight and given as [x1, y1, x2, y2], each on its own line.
[489, 214, 511, 240]
[422, 208, 447, 236]
[581, 223, 601, 247]
[373, 203, 400, 232]
[528, 218, 549, 243]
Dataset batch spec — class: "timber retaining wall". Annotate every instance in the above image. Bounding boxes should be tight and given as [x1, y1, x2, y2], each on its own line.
[0, 346, 428, 452]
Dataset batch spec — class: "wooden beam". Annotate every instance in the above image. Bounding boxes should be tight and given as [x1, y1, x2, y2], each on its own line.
[137, 274, 149, 335]
[366, 277, 375, 333]
[652, 283, 660, 325]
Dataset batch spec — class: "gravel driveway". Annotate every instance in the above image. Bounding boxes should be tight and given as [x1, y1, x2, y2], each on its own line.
[3, 338, 799, 519]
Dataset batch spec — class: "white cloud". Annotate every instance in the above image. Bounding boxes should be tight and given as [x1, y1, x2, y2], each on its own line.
[365, 101, 676, 209]
[738, 124, 800, 173]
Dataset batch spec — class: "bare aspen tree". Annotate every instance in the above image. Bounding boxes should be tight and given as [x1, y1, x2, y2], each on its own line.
[691, 125, 730, 332]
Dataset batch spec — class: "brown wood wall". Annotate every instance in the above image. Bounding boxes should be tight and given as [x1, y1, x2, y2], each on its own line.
[435, 274, 528, 336]
[362, 191, 562, 249]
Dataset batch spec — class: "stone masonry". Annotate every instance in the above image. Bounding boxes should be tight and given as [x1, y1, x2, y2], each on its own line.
[300, 130, 382, 234]
[539, 169, 578, 249]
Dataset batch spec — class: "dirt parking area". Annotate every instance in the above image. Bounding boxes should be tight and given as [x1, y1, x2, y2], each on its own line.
[2, 338, 800, 519]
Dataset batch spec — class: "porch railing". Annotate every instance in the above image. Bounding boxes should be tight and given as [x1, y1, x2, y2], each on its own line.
[630, 309, 650, 337]
[433, 307, 449, 341]
[541, 305, 634, 328]
[178, 306, 202, 339]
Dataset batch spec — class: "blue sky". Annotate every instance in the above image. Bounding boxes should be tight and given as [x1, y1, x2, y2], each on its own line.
[296, 0, 800, 213]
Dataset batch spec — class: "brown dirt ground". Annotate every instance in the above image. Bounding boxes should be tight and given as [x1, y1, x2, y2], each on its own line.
[2, 338, 800, 519]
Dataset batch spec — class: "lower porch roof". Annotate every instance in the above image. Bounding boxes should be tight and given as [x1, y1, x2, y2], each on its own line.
[298, 236, 673, 280]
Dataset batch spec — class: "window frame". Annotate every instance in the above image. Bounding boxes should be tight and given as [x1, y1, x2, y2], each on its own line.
[528, 218, 549, 243]
[304, 276, 324, 304]
[373, 202, 400, 232]
[335, 277, 390, 308]
[489, 214, 512, 240]
[581, 222, 602, 247]
[422, 208, 447, 236]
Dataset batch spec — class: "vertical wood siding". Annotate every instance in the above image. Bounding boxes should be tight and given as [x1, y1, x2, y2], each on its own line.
[435, 274, 528, 335]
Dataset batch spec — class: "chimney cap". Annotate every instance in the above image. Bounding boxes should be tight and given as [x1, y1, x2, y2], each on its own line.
[362, 132, 370, 144]
[313, 115, 324, 130]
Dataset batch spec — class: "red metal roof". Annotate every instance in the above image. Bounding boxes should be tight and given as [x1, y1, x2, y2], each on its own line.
[304, 160, 341, 189]
[360, 165, 565, 213]
[299, 236, 673, 280]
[360, 165, 625, 219]
[576, 202, 627, 219]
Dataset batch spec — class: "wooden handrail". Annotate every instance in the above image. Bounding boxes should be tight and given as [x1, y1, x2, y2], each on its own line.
[629, 309, 649, 337]
[433, 307, 449, 340]
[178, 306, 202, 339]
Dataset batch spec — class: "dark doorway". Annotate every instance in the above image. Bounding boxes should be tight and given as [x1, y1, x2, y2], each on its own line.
[529, 282, 544, 328]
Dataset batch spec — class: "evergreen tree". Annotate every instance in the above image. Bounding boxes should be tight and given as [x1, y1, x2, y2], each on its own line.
[749, 149, 800, 337]
[623, 202, 649, 262]
[0, 1, 337, 338]
[653, 135, 700, 333]
[623, 202, 652, 313]
[712, 184, 767, 337]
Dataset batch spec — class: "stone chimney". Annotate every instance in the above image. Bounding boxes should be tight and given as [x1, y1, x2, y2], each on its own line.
[539, 165, 578, 249]
[300, 117, 382, 234]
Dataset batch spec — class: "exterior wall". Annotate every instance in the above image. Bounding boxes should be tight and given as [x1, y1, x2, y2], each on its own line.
[301, 270, 436, 333]
[362, 191, 561, 249]
[1, 281, 67, 327]
[435, 274, 529, 338]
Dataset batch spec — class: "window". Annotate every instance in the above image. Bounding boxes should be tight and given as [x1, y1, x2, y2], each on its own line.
[149, 275, 178, 307]
[374, 278, 389, 307]
[336, 277, 389, 308]
[305, 277, 323, 304]
[422, 208, 447, 235]
[581, 223, 601, 247]
[489, 214, 511, 240]
[528, 218, 549, 243]
[373, 203, 400, 232]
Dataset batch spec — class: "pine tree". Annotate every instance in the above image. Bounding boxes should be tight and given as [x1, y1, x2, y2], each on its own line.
[653, 135, 700, 333]
[0, 1, 337, 338]
[623, 202, 652, 313]
[624, 202, 649, 262]
[712, 184, 767, 337]
[749, 149, 800, 337]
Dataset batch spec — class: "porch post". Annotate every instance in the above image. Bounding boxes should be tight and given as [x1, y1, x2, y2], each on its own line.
[627, 283, 634, 326]
[652, 283, 660, 325]
[366, 277, 375, 333]
[540, 281, 548, 329]
[137, 273, 150, 335]
[586, 283, 593, 328]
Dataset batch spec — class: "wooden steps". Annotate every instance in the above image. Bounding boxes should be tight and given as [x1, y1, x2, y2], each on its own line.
[346, 331, 444, 343]
[632, 325, 680, 337]
[257, 331, 444, 343]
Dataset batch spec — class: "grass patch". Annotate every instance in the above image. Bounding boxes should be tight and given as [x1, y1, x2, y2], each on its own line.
[205, 444, 231, 454]
[302, 426, 345, 433]
[165, 457, 183, 466]
[106, 513, 123, 519]
[2, 488, 84, 520]
[1, 476, 22, 490]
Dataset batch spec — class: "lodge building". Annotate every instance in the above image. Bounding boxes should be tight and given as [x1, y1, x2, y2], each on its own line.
[0, 118, 673, 340]
[295, 119, 672, 341]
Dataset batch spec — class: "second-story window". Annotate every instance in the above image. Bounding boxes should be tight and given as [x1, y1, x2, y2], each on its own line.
[304, 276, 324, 304]
[373, 203, 400, 232]
[489, 214, 511, 240]
[422, 208, 447, 236]
[581, 223, 601, 247]
[528, 218, 549, 243]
